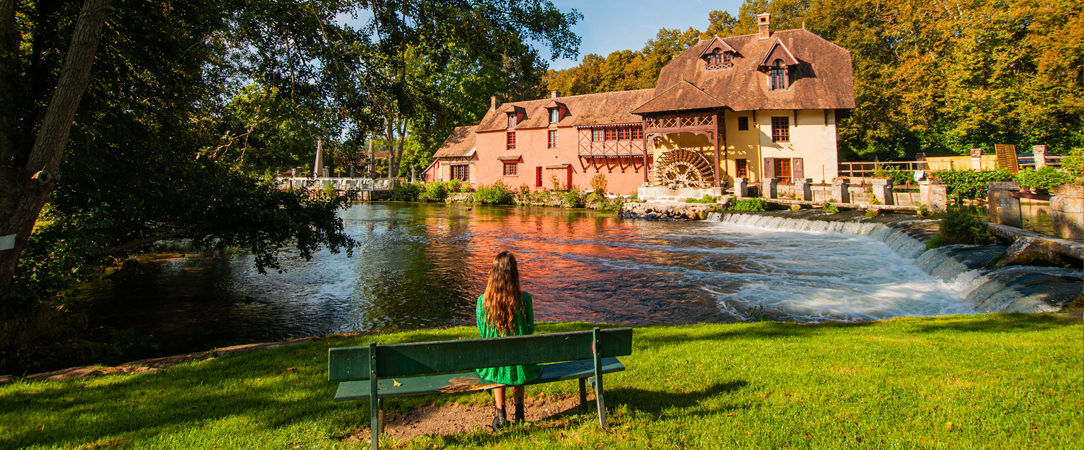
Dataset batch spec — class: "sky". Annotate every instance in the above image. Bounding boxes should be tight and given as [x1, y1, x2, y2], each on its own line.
[545, 0, 745, 70]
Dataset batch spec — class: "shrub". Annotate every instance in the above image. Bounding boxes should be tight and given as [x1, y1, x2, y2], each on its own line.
[728, 198, 768, 212]
[447, 179, 464, 193]
[823, 203, 839, 214]
[865, 208, 880, 218]
[1017, 166, 1073, 191]
[873, 164, 915, 186]
[562, 190, 585, 208]
[684, 194, 717, 204]
[931, 169, 1016, 201]
[390, 182, 421, 201]
[419, 182, 448, 202]
[474, 181, 514, 205]
[1062, 148, 1084, 180]
[550, 174, 564, 191]
[926, 207, 992, 249]
[590, 173, 608, 197]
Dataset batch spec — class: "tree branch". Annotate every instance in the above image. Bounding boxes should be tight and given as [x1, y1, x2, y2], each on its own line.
[24, 0, 113, 179]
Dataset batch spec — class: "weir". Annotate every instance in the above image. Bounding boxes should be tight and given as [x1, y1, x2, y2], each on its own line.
[709, 212, 1082, 313]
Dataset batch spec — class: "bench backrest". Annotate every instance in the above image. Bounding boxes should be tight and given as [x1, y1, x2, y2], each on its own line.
[329, 328, 632, 381]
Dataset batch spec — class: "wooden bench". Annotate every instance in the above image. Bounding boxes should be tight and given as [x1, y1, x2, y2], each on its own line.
[328, 327, 633, 449]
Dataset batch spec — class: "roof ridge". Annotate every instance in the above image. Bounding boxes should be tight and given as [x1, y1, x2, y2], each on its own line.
[500, 88, 654, 107]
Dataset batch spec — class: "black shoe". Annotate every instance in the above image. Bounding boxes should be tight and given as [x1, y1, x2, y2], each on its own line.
[514, 401, 525, 423]
[489, 407, 507, 430]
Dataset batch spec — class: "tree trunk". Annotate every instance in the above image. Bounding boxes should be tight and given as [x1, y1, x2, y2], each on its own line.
[0, 0, 113, 295]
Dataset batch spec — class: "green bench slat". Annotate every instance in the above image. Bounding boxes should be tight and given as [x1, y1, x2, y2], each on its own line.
[328, 328, 632, 381]
[333, 357, 625, 401]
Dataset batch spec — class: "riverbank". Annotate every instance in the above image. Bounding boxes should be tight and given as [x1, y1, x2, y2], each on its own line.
[2, 315, 1080, 448]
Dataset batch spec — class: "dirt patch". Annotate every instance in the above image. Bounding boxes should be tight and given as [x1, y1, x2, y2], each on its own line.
[348, 392, 594, 444]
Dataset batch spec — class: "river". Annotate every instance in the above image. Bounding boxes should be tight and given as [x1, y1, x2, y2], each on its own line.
[79, 203, 971, 356]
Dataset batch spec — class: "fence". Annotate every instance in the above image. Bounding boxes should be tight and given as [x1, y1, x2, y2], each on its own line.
[277, 177, 379, 191]
[840, 154, 1066, 178]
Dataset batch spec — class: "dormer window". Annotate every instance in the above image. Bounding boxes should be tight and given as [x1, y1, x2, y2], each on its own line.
[549, 108, 560, 123]
[705, 49, 733, 71]
[506, 112, 517, 128]
[769, 59, 788, 90]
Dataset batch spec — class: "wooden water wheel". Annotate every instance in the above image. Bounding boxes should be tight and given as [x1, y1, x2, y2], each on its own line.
[653, 149, 715, 188]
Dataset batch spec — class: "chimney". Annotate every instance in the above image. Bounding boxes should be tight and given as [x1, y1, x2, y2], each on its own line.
[490, 95, 500, 111]
[757, 13, 771, 40]
[551, 90, 560, 98]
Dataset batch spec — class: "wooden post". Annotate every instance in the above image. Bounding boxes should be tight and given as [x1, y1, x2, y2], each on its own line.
[578, 378, 588, 411]
[712, 112, 722, 187]
[369, 342, 379, 450]
[592, 327, 607, 429]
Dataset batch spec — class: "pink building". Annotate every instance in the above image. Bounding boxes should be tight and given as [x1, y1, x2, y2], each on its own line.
[424, 14, 854, 195]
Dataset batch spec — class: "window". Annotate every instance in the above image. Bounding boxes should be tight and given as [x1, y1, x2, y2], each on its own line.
[451, 165, 469, 181]
[592, 129, 604, 142]
[549, 108, 560, 123]
[632, 126, 643, 140]
[736, 159, 748, 178]
[737, 116, 749, 131]
[506, 112, 517, 128]
[503, 162, 517, 176]
[771, 116, 789, 142]
[548, 130, 557, 148]
[769, 59, 788, 90]
[705, 50, 733, 70]
[506, 131, 516, 149]
[777, 158, 792, 184]
[605, 127, 616, 140]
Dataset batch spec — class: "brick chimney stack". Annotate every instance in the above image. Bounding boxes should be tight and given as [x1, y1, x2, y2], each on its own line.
[757, 13, 771, 40]
[551, 90, 560, 98]
[490, 95, 500, 111]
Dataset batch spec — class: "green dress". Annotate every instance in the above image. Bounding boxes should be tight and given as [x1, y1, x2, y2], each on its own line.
[475, 292, 542, 385]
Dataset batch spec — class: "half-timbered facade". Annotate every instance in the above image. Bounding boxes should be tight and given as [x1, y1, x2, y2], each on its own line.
[424, 13, 854, 194]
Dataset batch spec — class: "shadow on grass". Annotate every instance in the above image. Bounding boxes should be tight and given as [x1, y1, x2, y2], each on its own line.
[636, 321, 874, 347]
[0, 344, 354, 449]
[610, 379, 749, 417]
[908, 313, 1080, 334]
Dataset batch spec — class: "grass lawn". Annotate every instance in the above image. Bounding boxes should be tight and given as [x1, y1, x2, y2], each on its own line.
[1, 314, 1081, 448]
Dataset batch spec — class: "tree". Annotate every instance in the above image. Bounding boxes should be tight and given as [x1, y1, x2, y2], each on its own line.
[0, 0, 113, 295]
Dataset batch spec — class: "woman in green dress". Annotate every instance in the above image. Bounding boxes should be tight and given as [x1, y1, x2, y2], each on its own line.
[476, 251, 540, 429]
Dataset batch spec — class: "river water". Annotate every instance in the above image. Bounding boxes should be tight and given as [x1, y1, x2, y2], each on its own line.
[81, 203, 972, 355]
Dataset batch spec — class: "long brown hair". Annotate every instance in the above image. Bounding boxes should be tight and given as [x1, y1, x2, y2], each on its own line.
[483, 251, 522, 336]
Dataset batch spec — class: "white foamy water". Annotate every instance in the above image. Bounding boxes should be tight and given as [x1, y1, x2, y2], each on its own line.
[687, 222, 973, 322]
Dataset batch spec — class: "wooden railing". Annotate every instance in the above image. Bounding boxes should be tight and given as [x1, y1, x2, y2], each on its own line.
[840, 154, 1067, 178]
[276, 177, 389, 191]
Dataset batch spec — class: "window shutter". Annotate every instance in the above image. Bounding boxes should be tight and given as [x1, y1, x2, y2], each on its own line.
[763, 158, 776, 179]
[792, 158, 804, 180]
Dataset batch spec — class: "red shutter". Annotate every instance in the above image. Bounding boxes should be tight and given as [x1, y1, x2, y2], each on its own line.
[792, 158, 804, 180]
[536, 166, 542, 187]
[763, 158, 776, 179]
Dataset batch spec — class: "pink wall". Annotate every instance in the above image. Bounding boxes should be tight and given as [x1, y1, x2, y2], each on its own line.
[473, 126, 647, 195]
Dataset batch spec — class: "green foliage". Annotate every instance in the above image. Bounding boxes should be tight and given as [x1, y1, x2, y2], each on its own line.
[474, 181, 515, 205]
[562, 191, 586, 208]
[684, 194, 717, 204]
[926, 207, 993, 249]
[865, 209, 880, 218]
[419, 181, 466, 202]
[1062, 149, 1084, 180]
[391, 183, 422, 202]
[1017, 167, 1074, 191]
[932, 169, 1017, 201]
[873, 165, 915, 186]
[823, 203, 840, 214]
[728, 198, 768, 212]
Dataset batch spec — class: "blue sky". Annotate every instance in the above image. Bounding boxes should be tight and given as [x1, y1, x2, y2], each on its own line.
[546, 1, 744, 70]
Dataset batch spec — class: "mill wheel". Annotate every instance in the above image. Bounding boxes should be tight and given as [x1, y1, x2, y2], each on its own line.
[653, 149, 715, 188]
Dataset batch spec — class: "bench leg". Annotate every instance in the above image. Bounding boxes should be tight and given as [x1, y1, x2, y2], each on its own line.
[370, 396, 380, 450]
[578, 378, 587, 411]
[589, 377, 607, 429]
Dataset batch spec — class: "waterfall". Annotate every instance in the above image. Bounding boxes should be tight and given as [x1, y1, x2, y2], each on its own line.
[709, 213, 1082, 313]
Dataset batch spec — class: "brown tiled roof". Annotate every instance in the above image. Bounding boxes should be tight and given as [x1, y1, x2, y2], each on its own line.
[432, 125, 476, 158]
[632, 80, 726, 114]
[643, 29, 855, 112]
[475, 89, 655, 132]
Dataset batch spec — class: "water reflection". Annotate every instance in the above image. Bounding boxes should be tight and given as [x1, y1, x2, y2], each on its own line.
[78, 203, 969, 356]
